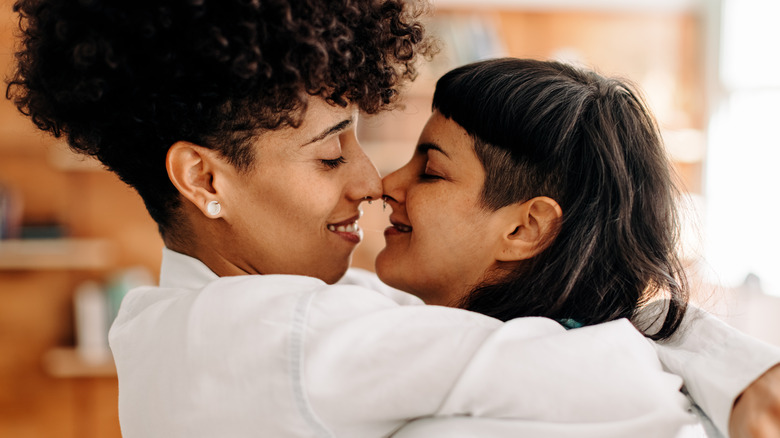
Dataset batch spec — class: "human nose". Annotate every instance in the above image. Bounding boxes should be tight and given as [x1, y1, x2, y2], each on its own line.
[347, 143, 382, 203]
[381, 164, 408, 207]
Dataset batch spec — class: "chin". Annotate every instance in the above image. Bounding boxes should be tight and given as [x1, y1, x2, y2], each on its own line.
[374, 267, 399, 291]
[374, 251, 397, 286]
[320, 258, 351, 285]
[375, 250, 443, 303]
[375, 261, 419, 300]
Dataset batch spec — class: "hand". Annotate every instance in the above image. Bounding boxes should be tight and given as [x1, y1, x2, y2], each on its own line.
[730, 363, 780, 438]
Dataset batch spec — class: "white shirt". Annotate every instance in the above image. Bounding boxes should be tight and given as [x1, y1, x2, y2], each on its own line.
[108, 248, 779, 437]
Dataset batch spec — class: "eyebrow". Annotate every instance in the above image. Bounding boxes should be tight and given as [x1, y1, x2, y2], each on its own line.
[416, 142, 451, 159]
[301, 118, 353, 147]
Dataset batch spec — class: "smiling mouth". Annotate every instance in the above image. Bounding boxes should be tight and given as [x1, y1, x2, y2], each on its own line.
[326, 216, 363, 244]
[393, 223, 412, 232]
[327, 221, 359, 233]
[388, 219, 412, 233]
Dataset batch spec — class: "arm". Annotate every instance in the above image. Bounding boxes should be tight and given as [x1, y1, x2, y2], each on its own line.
[644, 304, 780, 437]
[304, 285, 693, 437]
[347, 269, 780, 436]
[730, 363, 780, 438]
[433, 318, 689, 423]
[388, 319, 696, 438]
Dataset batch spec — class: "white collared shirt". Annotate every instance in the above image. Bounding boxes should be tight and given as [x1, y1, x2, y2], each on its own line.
[108, 248, 779, 437]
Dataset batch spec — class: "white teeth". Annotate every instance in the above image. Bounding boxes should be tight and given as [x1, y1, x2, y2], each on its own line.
[396, 224, 412, 232]
[328, 222, 359, 233]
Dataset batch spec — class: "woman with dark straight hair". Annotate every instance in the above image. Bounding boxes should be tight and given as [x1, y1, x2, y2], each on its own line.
[380, 58, 687, 338]
[378, 58, 780, 436]
[458, 60, 687, 340]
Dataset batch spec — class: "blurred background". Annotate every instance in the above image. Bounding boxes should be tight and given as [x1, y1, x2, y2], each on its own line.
[0, 0, 778, 436]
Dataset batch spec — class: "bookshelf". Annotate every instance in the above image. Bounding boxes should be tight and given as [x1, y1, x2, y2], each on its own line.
[42, 347, 116, 378]
[0, 238, 115, 270]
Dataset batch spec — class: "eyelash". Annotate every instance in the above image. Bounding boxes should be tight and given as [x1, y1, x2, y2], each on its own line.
[419, 160, 443, 181]
[321, 156, 347, 169]
[419, 172, 444, 181]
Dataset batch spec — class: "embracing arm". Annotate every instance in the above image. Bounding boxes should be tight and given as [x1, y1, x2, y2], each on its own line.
[346, 268, 780, 436]
[730, 363, 780, 438]
[644, 304, 780, 437]
[304, 284, 692, 437]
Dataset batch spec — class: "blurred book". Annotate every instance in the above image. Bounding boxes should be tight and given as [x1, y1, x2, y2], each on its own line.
[0, 182, 23, 239]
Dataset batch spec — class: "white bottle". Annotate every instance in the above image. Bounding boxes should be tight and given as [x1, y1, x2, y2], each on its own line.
[73, 280, 110, 364]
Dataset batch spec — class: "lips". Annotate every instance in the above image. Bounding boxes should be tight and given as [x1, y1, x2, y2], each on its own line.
[385, 216, 412, 237]
[388, 212, 412, 232]
[391, 221, 412, 232]
[327, 214, 363, 244]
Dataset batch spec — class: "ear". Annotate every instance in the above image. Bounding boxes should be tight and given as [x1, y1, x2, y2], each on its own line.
[495, 196, 563, 262]
[166, 141, 225, 218]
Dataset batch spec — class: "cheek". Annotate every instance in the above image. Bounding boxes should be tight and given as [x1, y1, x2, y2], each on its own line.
[408, 192, 481, 252]
[260, 173, 343, 220]
[405, 214, 469, 274]
[411, 206, 496, 276]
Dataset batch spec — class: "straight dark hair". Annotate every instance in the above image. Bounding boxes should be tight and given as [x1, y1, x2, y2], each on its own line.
[433, 58, 687, 340]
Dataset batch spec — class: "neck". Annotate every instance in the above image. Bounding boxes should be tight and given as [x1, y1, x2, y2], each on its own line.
[163, 216, 253, 278]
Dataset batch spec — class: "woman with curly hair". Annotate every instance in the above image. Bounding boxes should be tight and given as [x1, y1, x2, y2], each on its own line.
[7, 1, 780, 437]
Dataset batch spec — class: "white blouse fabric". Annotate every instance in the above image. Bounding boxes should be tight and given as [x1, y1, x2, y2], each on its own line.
[108, 248, 780, 438]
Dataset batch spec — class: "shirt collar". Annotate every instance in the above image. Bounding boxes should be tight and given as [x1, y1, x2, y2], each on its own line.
[159, 247, 220, 289]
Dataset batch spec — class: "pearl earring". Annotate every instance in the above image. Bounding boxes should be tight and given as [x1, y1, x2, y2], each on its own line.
[207, 200, 221, 216]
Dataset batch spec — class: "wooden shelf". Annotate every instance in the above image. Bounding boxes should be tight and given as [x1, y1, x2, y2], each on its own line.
[42, 347, 116, 378]
[0, 238, 115, 270]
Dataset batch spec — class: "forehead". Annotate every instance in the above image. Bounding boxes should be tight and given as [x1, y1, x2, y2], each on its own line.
[265, 97, 357, 144]
[421, 111, 477, 157]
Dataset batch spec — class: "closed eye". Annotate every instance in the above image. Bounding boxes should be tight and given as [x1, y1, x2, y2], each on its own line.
[419, 172, 444, 181]
[321, 156, 347, 169]
[419, 158, 444, 181]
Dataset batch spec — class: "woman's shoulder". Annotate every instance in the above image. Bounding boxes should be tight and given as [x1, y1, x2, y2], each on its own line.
[115, 272, 411, 328]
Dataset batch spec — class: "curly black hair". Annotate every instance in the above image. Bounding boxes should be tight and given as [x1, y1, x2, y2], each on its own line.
[8, 0, 434, 234]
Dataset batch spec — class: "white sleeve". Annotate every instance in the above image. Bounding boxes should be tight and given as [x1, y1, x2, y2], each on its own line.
[389, 320, 701, 438]
[391, 416, 705, 438]
[648, 304, 780, 436]
[437, 319, 690, 424]
[303, 285, 693, 438]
